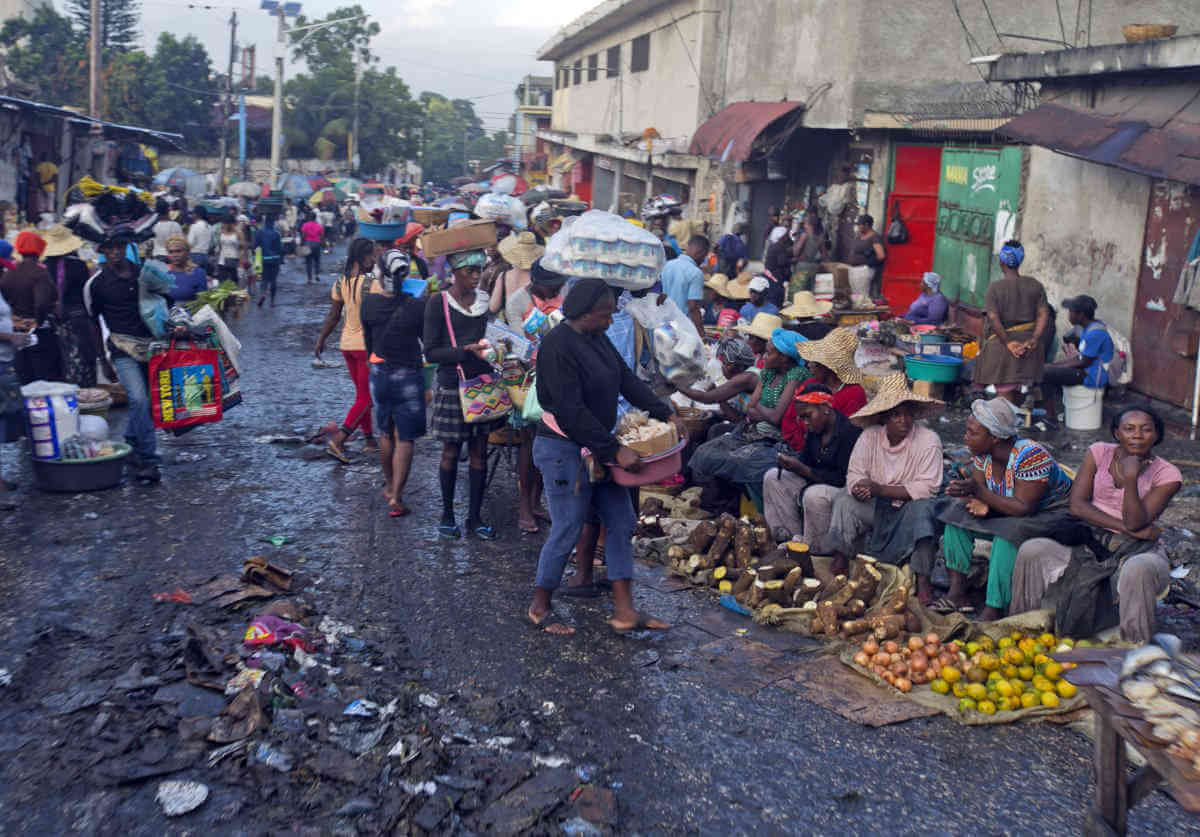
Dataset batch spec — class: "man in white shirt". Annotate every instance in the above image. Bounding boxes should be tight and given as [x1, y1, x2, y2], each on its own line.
[187, 206, 213, 271]
[151, 198, 182, 260]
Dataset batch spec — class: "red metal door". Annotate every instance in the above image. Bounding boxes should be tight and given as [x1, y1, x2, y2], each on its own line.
[1132, 179, 1200, 408]
[882, 145, 942, 312]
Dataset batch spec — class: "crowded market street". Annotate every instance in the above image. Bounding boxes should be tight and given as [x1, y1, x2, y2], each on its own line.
[1, 249, 1196, 833]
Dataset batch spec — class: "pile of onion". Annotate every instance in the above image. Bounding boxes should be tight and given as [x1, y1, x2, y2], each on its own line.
[855, 632, 948, 693]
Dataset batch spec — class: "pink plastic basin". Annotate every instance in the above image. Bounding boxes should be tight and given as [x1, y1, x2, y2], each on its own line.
[608, 439, 687, 487]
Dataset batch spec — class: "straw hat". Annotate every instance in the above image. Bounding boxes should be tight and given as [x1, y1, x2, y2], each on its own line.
[42, 225, 84, 258]
[850, 373, 944, 426]
[704, 273, 729, 295]
[725, 271, 753, 300]
[497, 231, 544, 269]
[736, 312, 784, 342]
[796, 327, 864, 385]
[780, 289, 833, 319]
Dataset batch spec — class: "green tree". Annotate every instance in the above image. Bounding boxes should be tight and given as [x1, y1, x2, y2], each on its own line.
[66, 0, 140, 54]
[417, 93, 494, 183]
[0, 6, 88, 106]
[288, 5, 378, 72]
[144, 34, 218, 141]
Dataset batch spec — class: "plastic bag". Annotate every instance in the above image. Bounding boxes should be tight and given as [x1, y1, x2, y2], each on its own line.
[473, 193, 527, 230]
[541, 210, 665, 290]
[625, 295, 707, 387]
[148, 342, 223, 430]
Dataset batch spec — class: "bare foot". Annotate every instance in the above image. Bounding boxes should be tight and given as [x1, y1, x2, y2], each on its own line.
[518, 515, 539, 534]
[527, 606, 575, 635]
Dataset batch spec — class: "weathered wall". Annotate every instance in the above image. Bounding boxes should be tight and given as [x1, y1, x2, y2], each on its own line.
[549, 0, 712, 144]
[1019, 146, 1149, 340]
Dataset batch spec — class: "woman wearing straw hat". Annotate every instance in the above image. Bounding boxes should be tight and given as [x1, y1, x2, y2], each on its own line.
[824, 374, 945, 576]
[701, 274, 739, 328]
[489, 231, 545, 328]
[689, 329, 808, 513]
[42, 225, 98, 387]
[735, 311, 783, 365]
[786, 327, 868, 428]
[779, 290, 833, 322]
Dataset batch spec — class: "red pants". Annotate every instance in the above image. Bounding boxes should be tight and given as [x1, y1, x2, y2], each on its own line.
[341, 350, 373, 437]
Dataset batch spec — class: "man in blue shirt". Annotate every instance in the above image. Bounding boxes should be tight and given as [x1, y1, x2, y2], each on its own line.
[716, 226, 747, 276]
[738, 275, 781, 322]
[254, 216, 284, 308]
[1041, 294, 1113, 423]
[659, 234, 708, 333]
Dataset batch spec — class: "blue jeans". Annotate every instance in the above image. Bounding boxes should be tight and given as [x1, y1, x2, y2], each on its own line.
[112, 354, 159, 465]
[533, 434, 635, 590]
[370, 363, 426, 441]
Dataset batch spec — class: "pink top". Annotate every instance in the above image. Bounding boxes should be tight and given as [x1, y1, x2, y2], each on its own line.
[846, 424, 943, 501]
[1088, 442, 1182, 531]
[301, 220, 324, 243]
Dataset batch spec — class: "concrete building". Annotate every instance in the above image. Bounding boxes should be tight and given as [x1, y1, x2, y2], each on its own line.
[0, 0, 48, 23]
[988, 32, 1200, 411]
[512, 75, 553, 185]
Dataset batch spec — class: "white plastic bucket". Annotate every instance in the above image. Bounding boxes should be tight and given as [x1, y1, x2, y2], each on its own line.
[20, 380, 80, 460]
[1064, 385, 1103, 430]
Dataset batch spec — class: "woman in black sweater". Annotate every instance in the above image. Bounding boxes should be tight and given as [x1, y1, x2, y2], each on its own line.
[528, 277, 680, 635]
[423, 249, 505, 539]
[362, 249, 427, 517]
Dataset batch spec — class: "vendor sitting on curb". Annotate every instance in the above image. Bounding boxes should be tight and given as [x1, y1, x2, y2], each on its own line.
[903, 272, 949, 326]
[825, 375, 944, 576]
[672, 337, 760, 441]
[930, 397, 1078, 619]
[762, 385, 861, 546]
[781, 327, 868, 451]
[1040, 294, 1113, 426]
[702, 274, 739, 328]
[1010, 407, 1182, 643]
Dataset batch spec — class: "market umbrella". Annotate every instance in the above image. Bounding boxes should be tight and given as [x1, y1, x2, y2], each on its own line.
[227, 181, 261, 198]
[308, 187, 348, 206]
[276, 172, 314, 200]
[152, 167, 198, 187]
[334, 177, 362, 194]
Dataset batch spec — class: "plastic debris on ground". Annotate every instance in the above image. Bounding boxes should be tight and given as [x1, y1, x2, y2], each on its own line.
[253, 742, 295, 772]
[156, 780, 209, 816]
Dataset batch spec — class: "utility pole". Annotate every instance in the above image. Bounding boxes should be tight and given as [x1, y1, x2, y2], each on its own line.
[269, 9, 286, 188]
[88, 0, 101, 132]
[218, 10, 237, 193]
[350, 48, 361, 174]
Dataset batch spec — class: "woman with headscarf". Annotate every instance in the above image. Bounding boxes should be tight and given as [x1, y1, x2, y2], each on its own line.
[672, 336, 759, 439]
[0, 231, 60, 384]
[315, 237, 377, 463]
[762, 226, 792, 308]
[689, 328, 808, 511]
[972, 240, 1050, 403]
[528, 276, 679, 635]
[423, 248, 506, 539]
[1010, 407, 1182, 642]
[361, 249, 427, 517]
[164, 235, 208, 304]
[903, 272, 949, 325]
[932, 397, 1077, 619]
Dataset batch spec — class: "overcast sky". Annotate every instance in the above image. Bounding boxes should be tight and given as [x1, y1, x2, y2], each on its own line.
[55, 0, 595, 131]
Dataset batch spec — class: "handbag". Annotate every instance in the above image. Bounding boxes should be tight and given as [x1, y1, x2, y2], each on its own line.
[886, 201, 909, 244]
[298, 243, 311, 258]
[148, 338, 224, 430]
[521, 371, 543, 422]
[442, 292, 512, 423]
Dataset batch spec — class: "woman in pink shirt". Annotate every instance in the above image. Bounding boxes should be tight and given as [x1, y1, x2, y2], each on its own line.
[300, 215, 325, 283]
[1011, 407, 1182, 642]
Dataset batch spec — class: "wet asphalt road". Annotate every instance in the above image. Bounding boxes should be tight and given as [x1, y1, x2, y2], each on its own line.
[0, 246, 1196, 834]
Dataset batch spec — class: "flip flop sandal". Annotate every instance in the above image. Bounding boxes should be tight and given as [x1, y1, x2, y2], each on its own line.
[471, 524, 498, 541]
[957, 604, 977, 615]
[519, 520, 540, 534]
[438, 522, 462, 539]
[388, 505, 411, 518]
[527, 607, 574, 635]
[559, 584, 599, 598]
[929, 597, 958, 614]
[594, 578, 613, 592]
[325, 442, 351, 464]
[608, 611, 670, 635]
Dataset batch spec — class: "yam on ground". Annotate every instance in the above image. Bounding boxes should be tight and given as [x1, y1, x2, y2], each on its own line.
[704, 514, 737, 563]
[838, 598, 867, 619]
[886, 585, 909, 614]
[733, 520, 754, 568]
[763, 579, 788, 605]
[681, 520, 718, 555]
[732, 568, 756, 595]
[870, 614, 906, 640]
[841, 618, 871, 635]
[781, 567, 804, 600]
[666, 545, 688, 563]
[815, 602, 840, 636]
[827, 579, 861, 608]
[712, 566, 741, 582]
[785, 542, 815, 577]
[793, 578, 823, 605]
[752, 525, 772, 554]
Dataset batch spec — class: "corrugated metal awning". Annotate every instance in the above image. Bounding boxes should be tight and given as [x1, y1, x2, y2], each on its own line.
[998, 96, 1200, 187]
[688, 101, 804, 162]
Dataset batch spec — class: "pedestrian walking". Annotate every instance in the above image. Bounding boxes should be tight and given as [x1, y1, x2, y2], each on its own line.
[187, 206, 212, 272]
[300, 214, 324, 283]
[255, 216, 284, 308]
[527, 277, 679, 635]
[423, 248, 505, 540]
[216, 215, 245, 286]
[362, 249, 426, 517]
[151, 199, 182, 261]
[315, 238, 376, 463]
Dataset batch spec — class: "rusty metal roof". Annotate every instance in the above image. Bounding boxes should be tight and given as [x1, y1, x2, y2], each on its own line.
[688, 101, 804, 162]
[998, 87, 1200, 185]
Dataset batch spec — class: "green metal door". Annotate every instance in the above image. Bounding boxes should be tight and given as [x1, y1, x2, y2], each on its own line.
[931, 146, 1022, 308]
